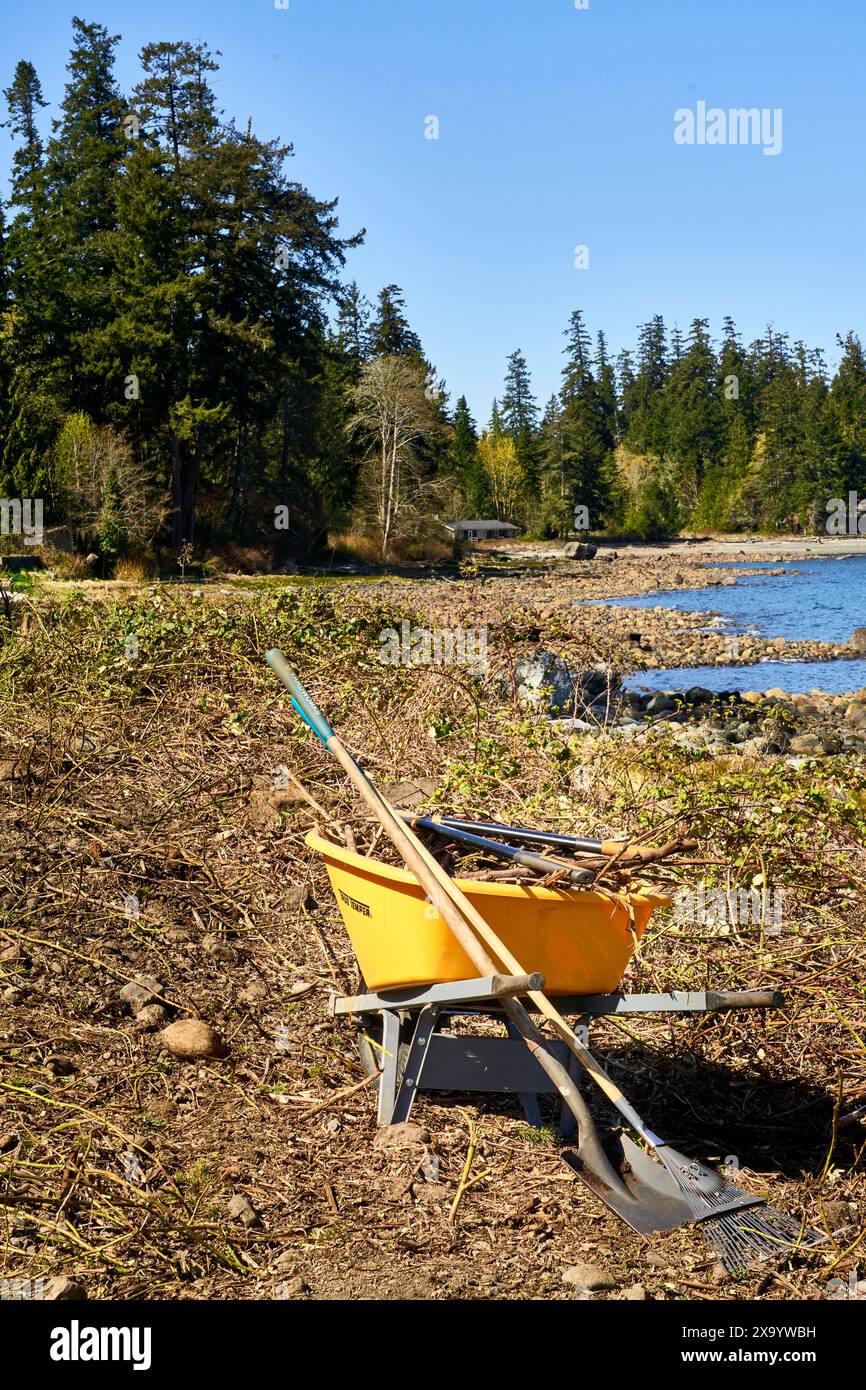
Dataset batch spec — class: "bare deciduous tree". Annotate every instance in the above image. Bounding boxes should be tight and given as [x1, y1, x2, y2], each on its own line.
[52, 412, 165, 552]
[348, 356, 439, 559]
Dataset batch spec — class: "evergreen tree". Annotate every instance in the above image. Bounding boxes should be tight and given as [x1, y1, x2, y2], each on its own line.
[538, 394, 571, 535]
[1, 57, 58, 492]
[451, 395, 486, 513]
[831, 333, 866, 500]
[665, 318, 720, 521]
[559, 310, 609, 527]
[370, 284, 422, 357]
[133, 40, 220, 166]
[616, 349, 637, 434]
[42, 17, 127, 420]
[3, 60, 48, 204]
[335, 281, 372, 363]
[501, 350, 538, 434]
[627, 314, 669, 455]
[501, 349, 538, 505]
[594, 330, 619, 444]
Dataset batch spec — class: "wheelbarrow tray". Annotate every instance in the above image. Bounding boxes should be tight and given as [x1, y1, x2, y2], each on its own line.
[306, 830, 670, 994]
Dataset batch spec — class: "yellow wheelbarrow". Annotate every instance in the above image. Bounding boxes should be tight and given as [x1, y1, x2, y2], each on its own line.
[306, 829, 668, 995]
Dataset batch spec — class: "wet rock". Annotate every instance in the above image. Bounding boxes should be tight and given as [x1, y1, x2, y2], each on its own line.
[645, 693, 676, 715]
[160, 1019, 226, 1060]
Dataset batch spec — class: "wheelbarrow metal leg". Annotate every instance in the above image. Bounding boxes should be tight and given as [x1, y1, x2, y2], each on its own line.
[390, 1004, 441, 1125]
[504, 1018, 543, 1127]
[376, 1009, 402, 1126]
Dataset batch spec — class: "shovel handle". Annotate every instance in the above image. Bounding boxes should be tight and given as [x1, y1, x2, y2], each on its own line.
[266, 650, 335, 746]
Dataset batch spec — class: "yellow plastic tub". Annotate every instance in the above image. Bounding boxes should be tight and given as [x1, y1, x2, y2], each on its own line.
[306, 830, 669, 995]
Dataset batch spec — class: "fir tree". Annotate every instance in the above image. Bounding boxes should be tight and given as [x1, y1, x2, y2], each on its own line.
[370, 284, 422, 357]
[451, 395, 486, 513]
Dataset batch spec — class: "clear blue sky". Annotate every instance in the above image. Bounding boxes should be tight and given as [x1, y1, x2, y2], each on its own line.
[3, 0, 864, 421]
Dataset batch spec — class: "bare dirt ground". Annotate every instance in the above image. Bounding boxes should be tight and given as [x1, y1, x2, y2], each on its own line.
[1, 569, 864, 1302]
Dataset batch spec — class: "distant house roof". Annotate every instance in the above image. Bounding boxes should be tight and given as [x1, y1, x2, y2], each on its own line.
[443, 519, 520, 535]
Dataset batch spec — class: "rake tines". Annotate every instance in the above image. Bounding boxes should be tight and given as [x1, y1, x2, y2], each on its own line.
[703, 1204, 825, 1273]
[656, 1146, 824, 1272]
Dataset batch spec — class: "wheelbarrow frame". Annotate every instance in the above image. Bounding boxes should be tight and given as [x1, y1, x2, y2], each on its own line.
[330, 978, 784, 1131]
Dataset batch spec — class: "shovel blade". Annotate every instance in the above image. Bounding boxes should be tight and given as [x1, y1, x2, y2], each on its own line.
[564, 1133, 695, 1236]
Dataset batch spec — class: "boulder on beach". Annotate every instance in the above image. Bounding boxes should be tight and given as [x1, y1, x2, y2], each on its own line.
[515, 648, 619, 716]
[563, 542, 597, 560]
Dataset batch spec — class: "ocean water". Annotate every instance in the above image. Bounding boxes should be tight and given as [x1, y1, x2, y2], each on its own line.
[625, 658, 866, 697]
[603, 555, 866, 695]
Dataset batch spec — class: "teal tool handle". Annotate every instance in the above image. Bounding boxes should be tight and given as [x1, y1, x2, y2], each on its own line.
[266, 650, 335, 746]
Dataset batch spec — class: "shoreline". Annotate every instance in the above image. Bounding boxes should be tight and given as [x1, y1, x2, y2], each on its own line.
[506, 534, 866, 564]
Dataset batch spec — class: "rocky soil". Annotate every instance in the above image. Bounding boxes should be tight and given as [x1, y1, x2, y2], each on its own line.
[1, 565, 863, 1304]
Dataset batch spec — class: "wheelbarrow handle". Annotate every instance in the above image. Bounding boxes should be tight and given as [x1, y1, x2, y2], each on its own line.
[266, 650, 335, 746]
[705, 989, 785, 1011]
